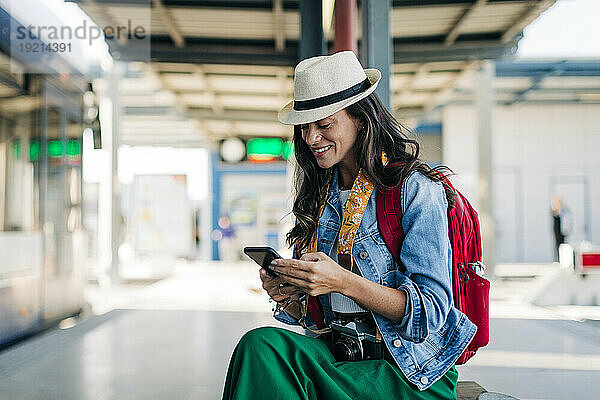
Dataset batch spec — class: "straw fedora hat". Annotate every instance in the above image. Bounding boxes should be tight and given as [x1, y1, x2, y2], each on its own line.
[278, 51, 381, 125]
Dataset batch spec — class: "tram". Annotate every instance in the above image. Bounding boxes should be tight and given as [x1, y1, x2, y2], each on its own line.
[0, 7, 87, 347]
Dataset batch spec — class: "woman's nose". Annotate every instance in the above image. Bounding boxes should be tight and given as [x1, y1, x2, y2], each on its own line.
[304, 125, 321, 145]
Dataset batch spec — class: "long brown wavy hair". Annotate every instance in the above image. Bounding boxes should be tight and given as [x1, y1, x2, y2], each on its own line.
[286, 92, 455, 253]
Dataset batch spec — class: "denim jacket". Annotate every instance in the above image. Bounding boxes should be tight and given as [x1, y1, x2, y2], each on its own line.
[275, 169, 477, 390]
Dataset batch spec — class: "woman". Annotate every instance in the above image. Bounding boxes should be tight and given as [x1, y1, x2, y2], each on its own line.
[223, 51, 476, 400]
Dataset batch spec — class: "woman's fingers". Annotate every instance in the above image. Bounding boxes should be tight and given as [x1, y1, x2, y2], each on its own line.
[271, 257, 312, 272]
[299, 251, 326, 262]
[278, 274, 310, 290]
[269, 284, 303, 302]
[260, 269, 287, 289]
[272, 252, 349, 296]
[261, 274, 283, 290]
[259, 268, 278, 282]
[272, 285, 303, 301]
[259, 268, 304, 301]
[270, 259, 315, 281]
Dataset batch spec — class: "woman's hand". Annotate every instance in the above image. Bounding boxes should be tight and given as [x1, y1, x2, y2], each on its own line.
[259, 268, 304, 303]
[270, 252, 351, 297]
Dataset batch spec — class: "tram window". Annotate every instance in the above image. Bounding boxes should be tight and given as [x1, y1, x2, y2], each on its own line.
[43, 106, 63, 277]
[66, 115, 82, 233]
[0, 124, 5, 230]
[1, 113, 38, 232]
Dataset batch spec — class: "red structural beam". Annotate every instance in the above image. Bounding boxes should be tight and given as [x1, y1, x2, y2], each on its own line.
[334, 0, 357, 55]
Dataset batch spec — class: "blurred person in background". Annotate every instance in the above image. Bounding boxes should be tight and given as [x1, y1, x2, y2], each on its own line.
[216, 215, 237, 262]
[551, 194, 573, 262]
[222, 52, 476, 399]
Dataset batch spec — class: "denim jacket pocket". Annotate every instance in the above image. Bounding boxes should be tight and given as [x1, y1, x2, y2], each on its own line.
[355, 223, 394, 272]
[318, 219, 339, 231]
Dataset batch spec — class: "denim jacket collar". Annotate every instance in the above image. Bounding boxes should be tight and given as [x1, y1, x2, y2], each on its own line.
[325, 168, 342, 219]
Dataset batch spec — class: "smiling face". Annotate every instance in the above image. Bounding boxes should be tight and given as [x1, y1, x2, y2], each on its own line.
[300, 109, 361, 171]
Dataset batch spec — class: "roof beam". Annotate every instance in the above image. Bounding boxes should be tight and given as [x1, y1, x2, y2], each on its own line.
[273, 0, 286, 51]
[276, 67, 289, 110]
[394, 38, 519, 64]
[423, 60, 478, 113]
[114, 36, 516, 66]
[397, 63, 429, 105]
[496, 60, 600, 77]
[185, 108, 278, 123]
[152, 0, 185, 48]
[445, 0, 487, 46]
[193, 65, 224, 115]
[501, 0, 556, 43]
[131, 38, 299, 66]
[150, 65, 188, 114]
[506, 60, 567, 105]
[120, 134, 206, 147]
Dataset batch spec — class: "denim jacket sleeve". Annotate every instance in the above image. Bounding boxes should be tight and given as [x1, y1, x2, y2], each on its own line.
[273, 294, 319, 328]
[395, 171, 453, 343]
[273, 295, 305, 326]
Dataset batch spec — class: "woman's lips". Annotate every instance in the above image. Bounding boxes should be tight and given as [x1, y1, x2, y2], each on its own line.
[312, 145, 332, 157]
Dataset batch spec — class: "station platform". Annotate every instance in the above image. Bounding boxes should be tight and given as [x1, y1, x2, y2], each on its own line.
[1, 261, 599, 399]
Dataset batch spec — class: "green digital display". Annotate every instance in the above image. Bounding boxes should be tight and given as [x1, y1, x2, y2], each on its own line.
[47, 139, 81, 158]
[48, 140, 64, 158]
[282, 141, 294, 160]
[11, 140, 21, 159]
[29, 141, 40, 161]
[246, 138, 283, 157]
[66, 139, 81, 157]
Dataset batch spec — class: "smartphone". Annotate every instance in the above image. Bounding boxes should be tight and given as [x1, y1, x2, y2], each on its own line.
[243, 246, 282, 277]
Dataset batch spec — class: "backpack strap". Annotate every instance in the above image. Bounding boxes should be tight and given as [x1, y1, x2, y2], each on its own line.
[307, 296, 326, 329]
[377, 167, 456, 273]
[376, 179, 406, 272]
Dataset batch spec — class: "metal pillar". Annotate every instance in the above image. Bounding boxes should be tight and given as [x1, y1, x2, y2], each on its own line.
[101, 63, 122, 284]
[211, 151, 221, 260]
[360, 0, 391, 108]
[477, 60, 496, 279]
[300, 0, 326, 60]
[334, 0, 357, 54]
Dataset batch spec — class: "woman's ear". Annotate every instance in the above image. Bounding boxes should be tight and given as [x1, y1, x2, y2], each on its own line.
[354, 119, 365, 133]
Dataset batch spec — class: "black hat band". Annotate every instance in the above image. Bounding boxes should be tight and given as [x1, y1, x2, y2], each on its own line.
[293, 78, 371, 111]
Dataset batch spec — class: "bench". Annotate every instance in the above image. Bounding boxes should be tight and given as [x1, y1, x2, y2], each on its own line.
[457, 381, 519, 400]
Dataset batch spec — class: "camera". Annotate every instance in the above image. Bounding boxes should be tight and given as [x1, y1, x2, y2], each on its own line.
[330, 316, 385, 361]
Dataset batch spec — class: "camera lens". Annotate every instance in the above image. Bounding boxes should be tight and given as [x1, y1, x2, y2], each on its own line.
[332, 337, 362, 362]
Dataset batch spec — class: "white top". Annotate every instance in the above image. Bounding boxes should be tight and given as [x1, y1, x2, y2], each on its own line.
[329, 189, 368, 314]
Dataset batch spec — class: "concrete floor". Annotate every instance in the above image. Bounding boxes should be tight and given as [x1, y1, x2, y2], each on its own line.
[0, 309, 290, 400]
[1, 261, 599, 399]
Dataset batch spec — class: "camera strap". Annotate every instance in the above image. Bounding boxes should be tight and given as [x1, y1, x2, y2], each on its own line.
[335, 167, 376, 272]
[310, 152, 388, 268]
[300, 154, 389, 335]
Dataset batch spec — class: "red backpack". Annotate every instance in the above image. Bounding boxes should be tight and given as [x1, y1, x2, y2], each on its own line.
[376, 177, 490, 364]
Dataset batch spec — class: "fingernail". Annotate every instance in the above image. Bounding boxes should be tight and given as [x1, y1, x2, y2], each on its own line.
[270, 260, 278, 266]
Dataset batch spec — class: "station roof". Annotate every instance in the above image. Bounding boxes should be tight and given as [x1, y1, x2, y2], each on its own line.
[458, 59, 600, 106]
[60, 2, 572, 144]
[73, 0, 556, 65]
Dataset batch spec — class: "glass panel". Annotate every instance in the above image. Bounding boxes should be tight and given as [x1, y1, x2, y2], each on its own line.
[66, 116, 82, 234]
[43, 106, 63, 277]
[1, 109, 39, 232]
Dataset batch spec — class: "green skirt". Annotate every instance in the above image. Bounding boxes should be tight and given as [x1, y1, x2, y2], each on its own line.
[223, 327, 457, 400]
